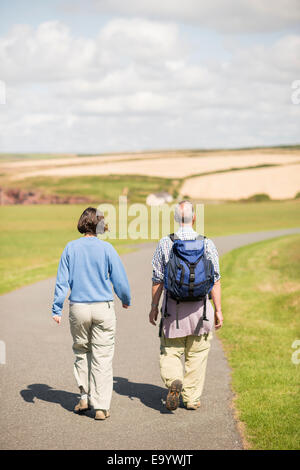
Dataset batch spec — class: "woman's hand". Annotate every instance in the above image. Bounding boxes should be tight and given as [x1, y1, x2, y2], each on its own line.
[53, 315, 61, 324]
[149, 306, 159, 326]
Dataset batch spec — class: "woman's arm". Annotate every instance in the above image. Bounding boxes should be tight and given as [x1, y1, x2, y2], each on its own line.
[52, 246, 70, 320]
[107, 244, 131, 306]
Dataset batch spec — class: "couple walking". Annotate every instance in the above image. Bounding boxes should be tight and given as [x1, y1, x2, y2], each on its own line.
[52, 201, 223, 420]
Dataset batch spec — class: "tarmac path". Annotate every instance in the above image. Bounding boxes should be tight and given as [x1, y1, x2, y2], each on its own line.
[0, 227, 299, 450]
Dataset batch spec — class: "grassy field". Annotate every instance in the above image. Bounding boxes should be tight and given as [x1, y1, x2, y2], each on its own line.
[218, 234, 300, 450]
[0, 200, 300, 295]
[4, 174, 179, 203]
[204, 199, 300, 236]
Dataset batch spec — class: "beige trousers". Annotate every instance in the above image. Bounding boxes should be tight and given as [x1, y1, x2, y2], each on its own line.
[69, 301, 116, 410]
[160, 333, 212, 405]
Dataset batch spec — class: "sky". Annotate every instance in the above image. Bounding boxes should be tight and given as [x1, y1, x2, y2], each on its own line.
[0, 0, 299, 153]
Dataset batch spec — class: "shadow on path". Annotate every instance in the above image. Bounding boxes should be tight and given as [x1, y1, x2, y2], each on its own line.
[113, 377, 172, 414]
[20, 379, 173, 416]
[20, 384, 80, 413]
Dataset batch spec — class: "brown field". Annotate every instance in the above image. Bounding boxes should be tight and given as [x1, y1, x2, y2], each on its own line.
[180, 163, 300, 200]
[1, 147, 300, 201]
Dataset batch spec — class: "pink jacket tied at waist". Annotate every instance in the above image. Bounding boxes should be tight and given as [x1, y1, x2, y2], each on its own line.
[161, 291, 214, 338]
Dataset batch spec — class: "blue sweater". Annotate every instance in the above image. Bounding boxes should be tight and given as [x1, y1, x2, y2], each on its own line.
[52, 236, 131, 316]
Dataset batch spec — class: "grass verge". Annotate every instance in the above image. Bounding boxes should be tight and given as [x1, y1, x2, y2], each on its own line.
[218, 234, 300, 450]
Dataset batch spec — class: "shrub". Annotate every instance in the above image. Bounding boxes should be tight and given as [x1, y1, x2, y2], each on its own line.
[245, 193, 271, 202]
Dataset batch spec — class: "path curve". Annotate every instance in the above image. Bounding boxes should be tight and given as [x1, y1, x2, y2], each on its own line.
[0, 227, 299, 450]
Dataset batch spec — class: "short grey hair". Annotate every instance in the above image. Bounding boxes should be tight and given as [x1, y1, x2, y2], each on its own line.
[174, 200, 194, 224]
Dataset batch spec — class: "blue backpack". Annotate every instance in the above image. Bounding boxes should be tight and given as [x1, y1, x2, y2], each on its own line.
[161, 233, 215, 335]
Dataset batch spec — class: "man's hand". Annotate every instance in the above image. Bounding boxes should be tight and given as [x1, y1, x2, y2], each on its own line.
[122, 304, 130, 309]
[214, 310, 223, 329]
[53, 315, 61, 325]
[149, 306, 159, 326]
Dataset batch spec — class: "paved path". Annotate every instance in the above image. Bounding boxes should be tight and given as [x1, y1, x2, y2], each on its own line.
[0, 228, 299, 450]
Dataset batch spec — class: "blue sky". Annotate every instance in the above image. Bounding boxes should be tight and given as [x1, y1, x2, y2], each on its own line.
[0, 0, 109, 37]
[0, 0, 299, 153]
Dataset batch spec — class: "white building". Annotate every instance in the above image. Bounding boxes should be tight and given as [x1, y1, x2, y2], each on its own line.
[146, 192, 173, 206]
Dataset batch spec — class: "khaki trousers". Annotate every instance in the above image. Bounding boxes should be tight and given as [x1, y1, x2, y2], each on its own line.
[69, 301, 116, 410]
[160, 333, 212, 405]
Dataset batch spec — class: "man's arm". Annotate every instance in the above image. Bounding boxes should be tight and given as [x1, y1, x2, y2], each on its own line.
[205, 239, 223, 329]
[211, 279, 223, 329]
[150, 238, 168, 326]
[149, 282, 164, 325]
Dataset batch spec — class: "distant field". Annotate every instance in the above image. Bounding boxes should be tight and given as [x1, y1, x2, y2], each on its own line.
[181, 163, 300, 200]
[0, 200, 299, 295]
[1, 146, 299, 202]
[0, 153, 77, 162]
[219, 235, 300, 449]
[7, 152, 300, 181]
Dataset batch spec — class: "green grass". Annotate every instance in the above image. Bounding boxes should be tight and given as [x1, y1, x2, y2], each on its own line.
[5, 174, 179, 203]
[204, 200, 300, 236]
[218, 235, 300, 449]
[0, 200, 299, 295]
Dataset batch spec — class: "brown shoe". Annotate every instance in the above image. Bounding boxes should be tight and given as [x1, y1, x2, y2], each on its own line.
[166, 379, 182, 411]
[95, 409, 110, 420]
[74, 398, 90, 413]
[185, 401, 201, 410]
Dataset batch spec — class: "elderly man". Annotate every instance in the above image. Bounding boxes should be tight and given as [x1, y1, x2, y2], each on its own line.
[149, 200, 223, 411]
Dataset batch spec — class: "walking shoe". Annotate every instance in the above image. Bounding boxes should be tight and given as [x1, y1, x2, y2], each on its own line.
[166, 379, 183, 411]
[95, 409, 110, 420]
[185, 401, 201, 410]
[74, 398, 90, 413]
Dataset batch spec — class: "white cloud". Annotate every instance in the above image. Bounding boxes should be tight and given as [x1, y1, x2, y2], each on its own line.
[84, 0, 300, 32]
[0, 17, 299, 153]
[0, 21, 95, 82]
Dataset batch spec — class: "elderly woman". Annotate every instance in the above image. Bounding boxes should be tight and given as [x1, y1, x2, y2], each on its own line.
[52, 207, 131, 420]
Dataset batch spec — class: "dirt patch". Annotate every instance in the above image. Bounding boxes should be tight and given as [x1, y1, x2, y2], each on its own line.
[0, 187, 90, 205]
[283, 282, 300, 293]
[257, 281, 299, 294]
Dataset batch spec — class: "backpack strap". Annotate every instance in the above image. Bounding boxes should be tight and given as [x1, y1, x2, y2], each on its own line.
[164, 291, 169, 317]
[203, 296, 208, 321]
[159, 291, 170, 337]
[158, 318, 163, 337]
[176, 300, 180, 329]
[194, 314, 203, 336]
[194, 296, 209, 335]
[170, 233, 206, 242]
